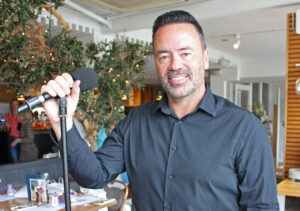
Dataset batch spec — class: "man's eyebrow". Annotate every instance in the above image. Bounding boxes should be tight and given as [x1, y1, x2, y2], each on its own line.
[156, 50, 169, 55]
[178, 46, 192, 51]
[155, 47, 193, 55]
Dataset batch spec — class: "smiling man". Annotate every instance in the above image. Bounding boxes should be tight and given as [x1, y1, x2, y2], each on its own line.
[153, 22, 208, 118]
[42, 10, 279, 210]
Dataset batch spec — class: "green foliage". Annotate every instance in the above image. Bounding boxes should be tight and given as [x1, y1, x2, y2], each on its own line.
[79, 40, 152, 134]
[0, 0, 72, 91]
[253, 102, 268, 123]
[0, 0, 153, 145]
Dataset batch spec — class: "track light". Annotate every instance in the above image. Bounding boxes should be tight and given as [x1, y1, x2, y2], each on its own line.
[233, 34, 240, 50]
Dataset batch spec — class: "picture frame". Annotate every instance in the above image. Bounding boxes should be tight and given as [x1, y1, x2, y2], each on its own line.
[26, 174, 43, 201]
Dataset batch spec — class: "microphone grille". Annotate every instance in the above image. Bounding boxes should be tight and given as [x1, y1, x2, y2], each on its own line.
[72, 67, 98, 91]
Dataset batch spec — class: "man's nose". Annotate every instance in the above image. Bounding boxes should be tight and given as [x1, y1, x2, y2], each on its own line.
[170, 53, 183, 71]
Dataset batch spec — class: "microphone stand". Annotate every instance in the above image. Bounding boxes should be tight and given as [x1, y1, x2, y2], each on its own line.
[58, 97, 71, 211]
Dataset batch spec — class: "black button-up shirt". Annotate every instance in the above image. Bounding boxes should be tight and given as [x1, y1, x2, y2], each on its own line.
[57, 87, 279, 210]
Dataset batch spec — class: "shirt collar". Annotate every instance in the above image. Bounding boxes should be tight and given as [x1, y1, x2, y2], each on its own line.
[153, 85, 217, 117]
[197, 85, 217, 117]
[153, 92, 171, 115]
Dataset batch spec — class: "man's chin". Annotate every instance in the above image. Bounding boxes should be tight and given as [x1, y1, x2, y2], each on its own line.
[167, 89, 192, 99]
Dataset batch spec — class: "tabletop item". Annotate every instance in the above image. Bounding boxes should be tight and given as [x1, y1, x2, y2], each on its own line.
[289, 168, 300, 181]
[49, 194, 59, 207]
[11, 203, 37, 210]
[5, 184, 16, 196]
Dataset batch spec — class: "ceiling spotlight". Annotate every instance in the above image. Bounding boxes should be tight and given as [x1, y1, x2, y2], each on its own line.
[233, 34, 240, 50]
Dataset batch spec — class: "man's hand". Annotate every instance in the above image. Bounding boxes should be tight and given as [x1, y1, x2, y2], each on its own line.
[40, 73, 80, 140]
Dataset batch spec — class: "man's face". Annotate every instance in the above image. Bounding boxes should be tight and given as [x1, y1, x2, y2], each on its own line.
[153, 23, 209, 100]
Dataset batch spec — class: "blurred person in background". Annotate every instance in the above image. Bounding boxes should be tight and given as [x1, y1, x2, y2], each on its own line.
[11, 110, 38, 162]
[5, 99, 21, 162]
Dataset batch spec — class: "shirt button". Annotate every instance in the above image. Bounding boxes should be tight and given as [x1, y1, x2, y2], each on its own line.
[172, 145, 177, 151]
[166, 204, 171, 209]
[168, 175, 174, 180]
[178, 120, 182, 124]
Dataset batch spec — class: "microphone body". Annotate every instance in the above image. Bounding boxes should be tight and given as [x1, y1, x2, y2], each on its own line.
[18, 67, 98, 113]
[18, 93, 53, 113]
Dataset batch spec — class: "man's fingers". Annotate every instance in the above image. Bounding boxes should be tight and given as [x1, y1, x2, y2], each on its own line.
[62, 73, 74, 88]
[46, 79, 66, 98]
[41, 83, 57, 98]
[71, 80, 80, 103]
[55, 75, 71, 95]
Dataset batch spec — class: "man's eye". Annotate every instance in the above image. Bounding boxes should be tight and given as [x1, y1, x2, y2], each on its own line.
[159, 55, 169, 63]
[182, 52, 191, 57]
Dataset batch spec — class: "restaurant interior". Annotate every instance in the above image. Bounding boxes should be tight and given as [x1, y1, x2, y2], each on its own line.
[1, 0, 300, 210]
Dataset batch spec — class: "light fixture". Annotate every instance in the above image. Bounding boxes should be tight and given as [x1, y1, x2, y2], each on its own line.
[233, 34, 240, 50]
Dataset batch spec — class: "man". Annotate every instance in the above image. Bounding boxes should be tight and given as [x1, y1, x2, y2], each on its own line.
[42, 10, 279, 210]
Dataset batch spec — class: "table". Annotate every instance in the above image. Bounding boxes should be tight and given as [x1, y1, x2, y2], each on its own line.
[277, 179, 300, 211]
[0, 196, 117, 210]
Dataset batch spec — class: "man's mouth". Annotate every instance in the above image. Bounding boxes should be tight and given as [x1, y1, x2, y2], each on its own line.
[168, 73, 189, 85]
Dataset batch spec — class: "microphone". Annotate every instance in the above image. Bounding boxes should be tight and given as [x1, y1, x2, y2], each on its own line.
[18, 67, 98, 113]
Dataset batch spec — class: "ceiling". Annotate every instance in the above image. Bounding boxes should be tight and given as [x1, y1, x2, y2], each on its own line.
[66, 0, 300, 62]
[72, 0, 189, 15]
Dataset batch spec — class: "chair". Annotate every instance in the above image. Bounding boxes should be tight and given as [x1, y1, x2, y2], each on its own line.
[105, 180, 129, 211]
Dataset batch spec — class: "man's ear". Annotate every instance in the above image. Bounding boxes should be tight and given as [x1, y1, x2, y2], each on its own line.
[204, 48, 209, 70]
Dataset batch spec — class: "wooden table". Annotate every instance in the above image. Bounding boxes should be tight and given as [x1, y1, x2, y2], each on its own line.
[0, 197, 117, 210]
[277, 179, 300, 211]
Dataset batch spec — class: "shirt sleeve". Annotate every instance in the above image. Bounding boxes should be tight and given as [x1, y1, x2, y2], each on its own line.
[51, 122, 125, 189]
[235, 114, 279, 210]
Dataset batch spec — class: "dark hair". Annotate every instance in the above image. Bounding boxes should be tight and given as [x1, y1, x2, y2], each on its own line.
[152, 10, 206, 50]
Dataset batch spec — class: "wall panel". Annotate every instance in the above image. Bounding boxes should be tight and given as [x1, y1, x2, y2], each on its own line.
[285, 13, 300, 177]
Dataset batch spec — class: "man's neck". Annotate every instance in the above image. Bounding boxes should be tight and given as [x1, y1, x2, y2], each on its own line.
[168, 86, 206, 119]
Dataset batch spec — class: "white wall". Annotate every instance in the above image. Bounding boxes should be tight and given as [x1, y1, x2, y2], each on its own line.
[210, 67, 238, 97]
[240, 56, 286, 78]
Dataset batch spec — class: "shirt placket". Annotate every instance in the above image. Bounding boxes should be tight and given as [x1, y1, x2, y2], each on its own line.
[163, 119, 182, 211]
